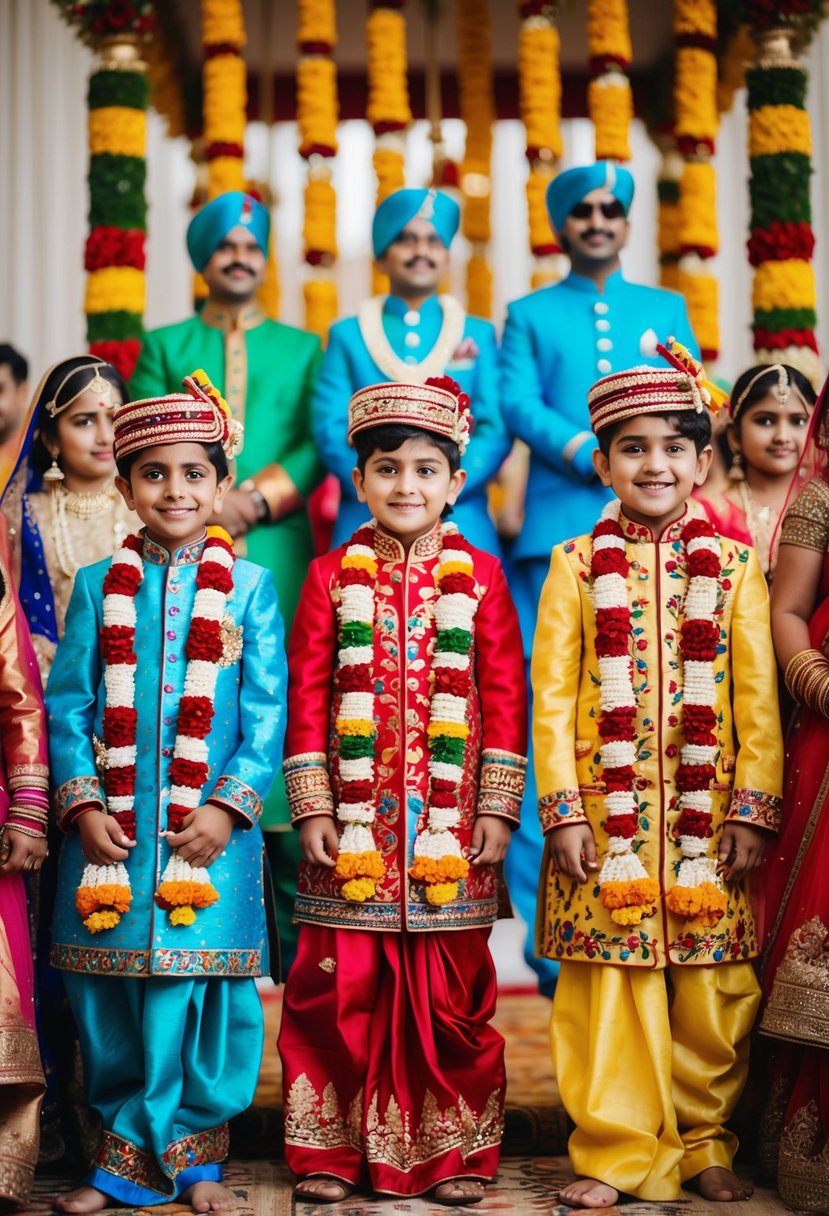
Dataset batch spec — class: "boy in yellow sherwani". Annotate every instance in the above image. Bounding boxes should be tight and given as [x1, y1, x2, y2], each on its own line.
[532, 348, 783, 1207]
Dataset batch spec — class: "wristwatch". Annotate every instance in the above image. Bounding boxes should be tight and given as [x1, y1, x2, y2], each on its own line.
[249, 488, 271, 523]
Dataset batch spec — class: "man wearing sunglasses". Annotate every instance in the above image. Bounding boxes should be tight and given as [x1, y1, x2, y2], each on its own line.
[499, 160, 698, 999]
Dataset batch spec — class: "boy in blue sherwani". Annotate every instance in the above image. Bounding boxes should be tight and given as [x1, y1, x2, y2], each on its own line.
[48, 372, 286, 1214]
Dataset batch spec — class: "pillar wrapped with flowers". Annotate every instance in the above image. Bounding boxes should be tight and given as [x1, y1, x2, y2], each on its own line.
[52, 1, 154, 383]
[673, 0, 720, 363]
[297, 0, 339, 340]
[745, 0, 821, 387]
[587, 0, 633, 163]
[518, 0, 563, 291]
[456, 0, 495, 319]
[366, 0, 412, 295]
[656, 140, 683, 292]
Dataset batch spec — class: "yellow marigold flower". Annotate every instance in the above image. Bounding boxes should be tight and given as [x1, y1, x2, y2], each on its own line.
[204, 56, 247, 146]
[304, 278, 338, 341]
[156, 880, 219, 910]
[335, 851, 385, 881]
[427, 721, 470, 740]
[600, 877, 660, 910]
[170, 906, 197, 927]
[89, 107, 147, 159]
[518, 22, 562, 155]
[342, 877, 377, 902]
[674, 0, 716, 39]
[658, 202, 681, 256]
[425, 882, 459, 906]
[76, 883, 131, 917]
[410, 856, 470, 884]
[366, 9, 412, 128]
[85, 267, 146, 316]
[665, 881, 727, 926]
[202, 0, 246, 49]
[678, 268, 719, 357]
[526, 169, 556, 251]
[679, 162, 718, 253]
[341, 553, 376, 573]
[588, 79, 632, 164]
[298, 0, 337, 49]
[207, 525, 233, 546]
[674, 48, 719, 144]
[297, 59, 339, 153]
[335, 718, 375, 737]
[466, 254, 493, 320]
[83, 910, 121, 934]
[373, 148, 405, 201]
[207, 157, 246, 198]
[749, 105, 812, 158]
[753, 260, 816, 314]
[438, 559, 473, 578]
[587, 0, 632, 63]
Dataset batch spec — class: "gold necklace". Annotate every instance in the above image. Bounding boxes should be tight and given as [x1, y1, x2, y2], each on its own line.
[51, 482, 122, 578]
[736, 480, 778, 575]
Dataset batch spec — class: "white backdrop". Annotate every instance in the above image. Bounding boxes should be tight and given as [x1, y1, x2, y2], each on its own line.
[2, 0, 829, 391]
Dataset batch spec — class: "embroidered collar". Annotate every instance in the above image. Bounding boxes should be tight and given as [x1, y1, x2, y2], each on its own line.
[374, 523, 444, 561]
[357, 294, 466, 384]
[142, 532, 208, 567]
[616, 505, 695, 545]
[200, 301, 266, 333]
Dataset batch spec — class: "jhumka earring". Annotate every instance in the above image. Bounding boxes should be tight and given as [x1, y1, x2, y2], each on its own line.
[43, 455, 64, 483]
[729, 449, 745, 481]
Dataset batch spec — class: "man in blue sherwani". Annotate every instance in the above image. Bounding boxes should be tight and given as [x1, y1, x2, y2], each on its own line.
[312, 187, 509, 554]
[501, 161, 698, 996]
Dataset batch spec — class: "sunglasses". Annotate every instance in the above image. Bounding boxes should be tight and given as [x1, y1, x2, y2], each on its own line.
[569, 199, 627, 221]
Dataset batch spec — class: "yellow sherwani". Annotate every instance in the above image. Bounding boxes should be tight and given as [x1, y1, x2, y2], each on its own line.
[531, 502, 783, 1199]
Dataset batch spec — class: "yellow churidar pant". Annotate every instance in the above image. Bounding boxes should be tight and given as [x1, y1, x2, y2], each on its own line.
[551, 961, 760, 1201]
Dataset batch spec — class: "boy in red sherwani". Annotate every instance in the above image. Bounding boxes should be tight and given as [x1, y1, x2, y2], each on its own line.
[278, 377, 527, 1205]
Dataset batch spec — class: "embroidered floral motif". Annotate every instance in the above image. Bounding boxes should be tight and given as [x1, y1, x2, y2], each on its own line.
[364, 1087, 503, 1171]
[477, 750, 527, 822]
[218, 613, 244, 667]
[50, 943, 261, 976]
[728, 787, 782, 832]
[284, 1074, 364, 1152]
[160, 1124, 229, 1179]
[538, 789, 586, 832]
[55, 775, 105, 831]
[210, 774, 263, 825]
[95, 1126, 229, 1197]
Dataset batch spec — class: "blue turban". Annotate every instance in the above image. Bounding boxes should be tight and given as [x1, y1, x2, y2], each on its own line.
[186, 192, 270, 272]
[372, 188, 460, 258]
[546, 162, 634, 233]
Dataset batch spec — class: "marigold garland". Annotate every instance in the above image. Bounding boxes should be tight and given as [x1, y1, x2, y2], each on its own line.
[456, 0, 495, 317]
[366, 2, 412, 296]
[518, 3, 562, 290]
[297, 0, 339, 341]
[745, 9, 820, 386]
[673, 0, 720, 361]
[591, 502, 727, 927]
[587, 0, 633, 163]
[657, 143, 683, 292]
[77, 526, 236, 934]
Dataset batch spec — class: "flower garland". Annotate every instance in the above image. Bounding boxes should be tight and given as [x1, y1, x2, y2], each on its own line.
[81, 40, 150, 382]
[518, 1, 563, 291]
[674, 0, 720, 363]
[591, 502, 726, 927]
[51, 0, 154, 43]
[745, 6, 820, 387]
[201, 0, 246, 198]
[456, 0, 495, 318]
[656, 140, 683, 292]
[333, 521, 478, 907]
[587, 0, 633, 163]
[366, 0, 412, 297]
[76, 526, 234, 933]
[297, 0, 339, 340]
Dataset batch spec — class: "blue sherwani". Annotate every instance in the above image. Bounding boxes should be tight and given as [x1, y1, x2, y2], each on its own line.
[313, 294, 510, 554]
[499, 269, 697, 996]
[47, 532, 286, 1205]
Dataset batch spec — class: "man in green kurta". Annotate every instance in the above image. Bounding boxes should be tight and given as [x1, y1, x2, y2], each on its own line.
[131, 191, 323, 971]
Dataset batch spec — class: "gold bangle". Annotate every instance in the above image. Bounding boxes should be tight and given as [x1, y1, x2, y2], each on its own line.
[785, 648, 827, 701]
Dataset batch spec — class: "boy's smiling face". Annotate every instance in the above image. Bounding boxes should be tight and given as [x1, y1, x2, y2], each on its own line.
[592, 413, 712, 534]
[352, 435, 466, 549]
[116, 441, 232, 551]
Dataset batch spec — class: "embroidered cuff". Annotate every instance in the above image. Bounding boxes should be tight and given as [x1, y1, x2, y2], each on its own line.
[539, 788, 588, 832]
[284, 752, 334, 823]
[7, 765, 49, 792]
[727, 788, 782, 833]
[55, 776, 106, 833]
[477, 749, 527, 825]
[209, 775, 263, 827]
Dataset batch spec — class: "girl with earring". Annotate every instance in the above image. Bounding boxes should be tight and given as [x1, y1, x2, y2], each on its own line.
[697, 364, 816, 578]
[1, 356, 138, 683]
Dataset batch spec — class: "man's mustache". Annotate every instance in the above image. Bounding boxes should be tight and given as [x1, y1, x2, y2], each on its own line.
[404, 257, 437, 270]
[223, 263, 256, 275]
[580, 229, 614, 241]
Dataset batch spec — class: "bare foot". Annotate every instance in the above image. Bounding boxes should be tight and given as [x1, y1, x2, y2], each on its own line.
[293, 1175, 353, 1204]
[558, 1177, 620, 1208]
[432, 1178, 486, 1205]
[54, 1186, 112, 1214]
[692, 1167, 754, 1202]
[180, 1180, 247, 1212]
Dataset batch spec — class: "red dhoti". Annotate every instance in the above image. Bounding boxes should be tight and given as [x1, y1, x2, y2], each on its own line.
[278, 924, 505, 1195]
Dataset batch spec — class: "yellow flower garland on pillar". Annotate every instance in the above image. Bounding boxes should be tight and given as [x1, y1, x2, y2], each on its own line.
[297, 0, 339, 341]
[456, 0, 495, 318]
[366, 1, 412, 297]
[587, 0, 633, 163]
[518, 2, 563, 291]
[657, 141, 683, 292]
[673, 0, 720, 362]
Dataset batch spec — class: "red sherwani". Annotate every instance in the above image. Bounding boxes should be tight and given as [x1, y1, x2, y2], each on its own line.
[279, 523, 527, 1195]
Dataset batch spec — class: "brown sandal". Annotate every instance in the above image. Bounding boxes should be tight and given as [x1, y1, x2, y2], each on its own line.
[294, 1174, 354, 1204]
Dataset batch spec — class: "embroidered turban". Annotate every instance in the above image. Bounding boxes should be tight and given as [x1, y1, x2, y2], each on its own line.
[347, 376, 473, 455]
[372, 188, 460, 258]
[114, 370, 244, 461]
[588, 339, 727, 434]
[186, 192, 270, 272]
[546, 161, 635, 233]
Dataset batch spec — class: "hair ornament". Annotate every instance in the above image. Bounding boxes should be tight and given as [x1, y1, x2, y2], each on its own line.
[45, 360, 113, 418]
[730, 363, 812, 424]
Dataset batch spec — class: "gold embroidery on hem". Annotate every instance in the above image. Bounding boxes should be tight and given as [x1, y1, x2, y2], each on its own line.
[284, 1074, 363, 1153]
[777, 1099, 829, 1213]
